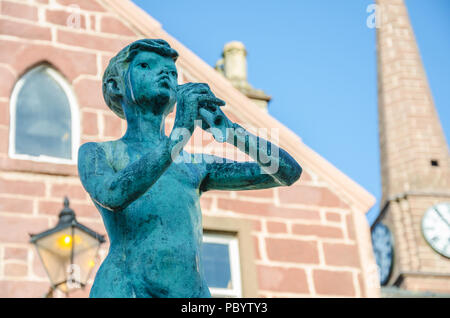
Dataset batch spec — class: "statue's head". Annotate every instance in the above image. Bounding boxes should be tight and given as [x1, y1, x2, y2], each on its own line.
[103, 39, 179, 119]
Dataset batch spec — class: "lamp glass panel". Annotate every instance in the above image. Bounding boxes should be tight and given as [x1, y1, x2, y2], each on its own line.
[72, 228, 102, 285]
[34, 227, 73, 288]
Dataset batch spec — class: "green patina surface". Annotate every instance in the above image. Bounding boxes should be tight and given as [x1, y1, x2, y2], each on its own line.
[78, 39, 302, 298]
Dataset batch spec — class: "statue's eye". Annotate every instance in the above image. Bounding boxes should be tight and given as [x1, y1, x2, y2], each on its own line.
[139, 63, 149, 69]
[171, 71, 178, 77]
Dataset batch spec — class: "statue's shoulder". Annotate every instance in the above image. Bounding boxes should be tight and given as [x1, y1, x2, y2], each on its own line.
[78, 140, 126, 164]
[78, 141, 99, 161]
[78, 141, 107, 158]
[78, 140, 129, 173]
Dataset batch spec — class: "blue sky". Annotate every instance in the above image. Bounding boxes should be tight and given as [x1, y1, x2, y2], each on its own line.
[133, 0, 450, 225]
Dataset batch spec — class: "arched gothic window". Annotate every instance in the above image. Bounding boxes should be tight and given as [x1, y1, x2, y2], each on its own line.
[9, 65, 79, 163]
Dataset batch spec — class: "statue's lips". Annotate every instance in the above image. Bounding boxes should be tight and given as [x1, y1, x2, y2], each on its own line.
[157, 76, 171, 88]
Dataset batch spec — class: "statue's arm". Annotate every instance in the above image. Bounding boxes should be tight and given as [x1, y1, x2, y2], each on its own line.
[200, 124, 302, 192]
[78, 141, 175, 211]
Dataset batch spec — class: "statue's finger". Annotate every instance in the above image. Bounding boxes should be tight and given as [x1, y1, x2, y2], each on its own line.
[200, 118, 210, 131]
[197, 95, 217, 104]
[199, 101, 217, 112]
[198, 95, 225, 107]
[213, 97, 226, 107]
[197, 83, 211, 90]
[198, 108, 216, 128]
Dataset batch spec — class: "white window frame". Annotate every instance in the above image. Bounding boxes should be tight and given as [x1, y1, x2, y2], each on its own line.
[202, 232, 242, 298]
[9, 65, 80, 165]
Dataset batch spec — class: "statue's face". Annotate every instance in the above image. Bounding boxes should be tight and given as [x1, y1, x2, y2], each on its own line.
[127, 51, 178, 115]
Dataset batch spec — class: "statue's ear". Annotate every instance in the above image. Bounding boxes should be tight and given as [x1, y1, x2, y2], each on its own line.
[105, 76, 123, 102]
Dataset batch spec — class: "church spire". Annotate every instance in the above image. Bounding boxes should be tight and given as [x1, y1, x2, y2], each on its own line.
[376, 0, 450, 204]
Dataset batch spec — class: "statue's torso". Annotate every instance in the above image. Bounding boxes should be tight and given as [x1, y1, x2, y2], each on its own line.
[90, 140, 210, 298]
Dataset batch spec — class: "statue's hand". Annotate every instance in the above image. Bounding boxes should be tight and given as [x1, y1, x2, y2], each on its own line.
[177, 83, 233, 143]
[198, 101, 234, 143]
[175, 83, 225, 132]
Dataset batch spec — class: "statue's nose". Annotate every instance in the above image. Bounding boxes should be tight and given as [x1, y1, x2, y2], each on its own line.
[159, 69, 169, 76]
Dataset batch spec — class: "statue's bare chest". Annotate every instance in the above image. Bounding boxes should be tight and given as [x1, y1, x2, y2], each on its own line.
[101, 140, 204, 198]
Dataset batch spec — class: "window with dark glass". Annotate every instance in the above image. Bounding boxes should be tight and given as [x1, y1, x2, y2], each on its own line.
[13, 65, 73, 160]
[202, 242, 232, 289]
[201, 233, 241, 297]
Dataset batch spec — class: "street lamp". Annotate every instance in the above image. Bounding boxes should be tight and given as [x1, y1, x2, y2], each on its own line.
[30, 197, 105, 296]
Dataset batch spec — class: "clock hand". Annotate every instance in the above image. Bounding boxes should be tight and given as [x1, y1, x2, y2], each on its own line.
[433, 207, 450, 229]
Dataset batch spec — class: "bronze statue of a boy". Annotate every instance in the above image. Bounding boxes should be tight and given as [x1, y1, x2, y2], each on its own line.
[78, 39, 302, 298]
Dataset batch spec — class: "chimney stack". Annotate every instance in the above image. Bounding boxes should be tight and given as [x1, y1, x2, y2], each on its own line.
[216, 41, 271, 111]
[222, 41, 248, 89]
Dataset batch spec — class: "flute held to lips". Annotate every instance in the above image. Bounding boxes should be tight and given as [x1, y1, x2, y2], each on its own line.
[197, 99, 228, 143]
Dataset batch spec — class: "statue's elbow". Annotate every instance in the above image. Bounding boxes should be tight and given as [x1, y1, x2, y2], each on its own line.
[105, 202, 128, 212]
[92, 196, 125, 212]
[275, 161, 302, 187]
[93, 187, 134, 212]
[285, 162, 302, 186]
[276, 150, 302, 187]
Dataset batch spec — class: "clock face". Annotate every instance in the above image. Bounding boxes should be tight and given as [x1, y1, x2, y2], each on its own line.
[422, 202, 450, 258]
[371, 223, 393, 285]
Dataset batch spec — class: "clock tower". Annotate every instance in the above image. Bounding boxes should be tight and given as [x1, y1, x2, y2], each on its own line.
[373, 0, 450, 294]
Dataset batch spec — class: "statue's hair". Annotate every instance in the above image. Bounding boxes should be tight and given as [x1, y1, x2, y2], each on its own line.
[102, 39, 179, 119]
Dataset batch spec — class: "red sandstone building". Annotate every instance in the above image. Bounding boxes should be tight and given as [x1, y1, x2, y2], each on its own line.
[0, 0, 379, 297]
